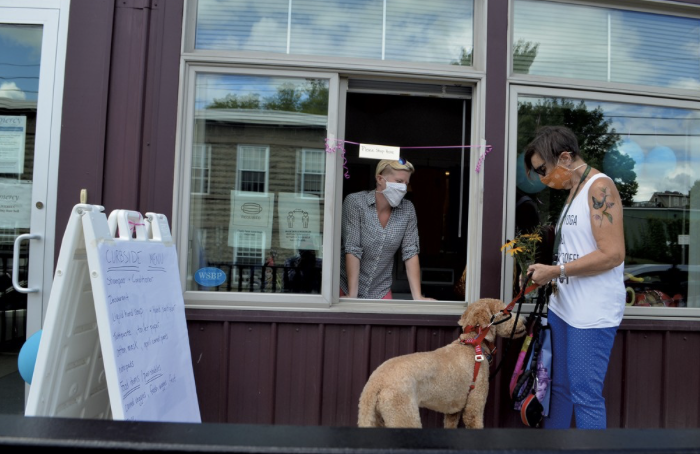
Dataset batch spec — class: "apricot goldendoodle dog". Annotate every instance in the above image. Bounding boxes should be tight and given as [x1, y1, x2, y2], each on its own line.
[357, 298, 526, 429]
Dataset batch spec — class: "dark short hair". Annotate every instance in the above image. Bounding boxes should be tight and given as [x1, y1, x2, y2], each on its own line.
[523, 126, 579, 176]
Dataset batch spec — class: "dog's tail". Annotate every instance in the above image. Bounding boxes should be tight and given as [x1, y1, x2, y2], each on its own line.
[357, 379, 381, 427]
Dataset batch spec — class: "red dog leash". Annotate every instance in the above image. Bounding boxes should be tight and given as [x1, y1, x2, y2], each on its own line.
[460, 275, 540, 390]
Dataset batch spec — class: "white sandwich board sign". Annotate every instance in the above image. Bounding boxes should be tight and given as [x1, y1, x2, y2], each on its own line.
[25, 204, 201, 422]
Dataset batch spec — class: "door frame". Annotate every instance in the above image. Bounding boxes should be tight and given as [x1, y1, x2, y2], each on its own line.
[1, 0, 70, 337]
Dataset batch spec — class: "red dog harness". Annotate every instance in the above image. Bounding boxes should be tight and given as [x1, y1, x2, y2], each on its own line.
[459, 281, 539, 390]
[459, 325, 494, 390]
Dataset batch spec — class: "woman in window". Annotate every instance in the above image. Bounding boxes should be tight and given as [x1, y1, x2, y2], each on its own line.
[340, 159, 435, 301]
[524, 126, 625, 429]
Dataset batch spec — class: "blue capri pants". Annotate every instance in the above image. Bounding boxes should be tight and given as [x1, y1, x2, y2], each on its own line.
[543, 310, 618, 429]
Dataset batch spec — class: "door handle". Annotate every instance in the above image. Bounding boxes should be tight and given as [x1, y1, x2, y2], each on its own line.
[13, 233, 42, 294]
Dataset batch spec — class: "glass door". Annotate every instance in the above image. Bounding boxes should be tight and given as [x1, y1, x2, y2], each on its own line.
[0, 3, 68, 414]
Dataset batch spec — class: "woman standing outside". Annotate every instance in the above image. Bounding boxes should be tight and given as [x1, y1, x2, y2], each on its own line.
[524, 126, 625, 429]
[340, 159, 435, 301]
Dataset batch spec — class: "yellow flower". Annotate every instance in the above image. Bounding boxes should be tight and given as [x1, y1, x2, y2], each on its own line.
[500, 224, 547, 279]
[520, 233, 542, 242]
[508, 247, 524, 256]
[500, 239, 516, 251]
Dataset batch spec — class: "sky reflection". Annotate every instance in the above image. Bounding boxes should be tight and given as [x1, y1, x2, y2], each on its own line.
[196, 0, 473, 65]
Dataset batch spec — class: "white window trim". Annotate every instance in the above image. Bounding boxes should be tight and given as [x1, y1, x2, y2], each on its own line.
[506, 84, 700, 320]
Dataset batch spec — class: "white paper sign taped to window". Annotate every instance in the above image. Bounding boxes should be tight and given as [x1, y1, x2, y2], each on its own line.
[359, 143, 400, 160]
[0, 179, 31, 228]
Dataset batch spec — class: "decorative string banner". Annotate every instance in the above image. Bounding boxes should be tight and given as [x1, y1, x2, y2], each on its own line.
[324, 138, 493, 179]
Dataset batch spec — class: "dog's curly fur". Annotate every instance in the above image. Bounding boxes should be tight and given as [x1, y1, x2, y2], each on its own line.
[357, 298, 526, 429]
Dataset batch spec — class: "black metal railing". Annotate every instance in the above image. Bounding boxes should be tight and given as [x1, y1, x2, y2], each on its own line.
[204, 262, 321, 294]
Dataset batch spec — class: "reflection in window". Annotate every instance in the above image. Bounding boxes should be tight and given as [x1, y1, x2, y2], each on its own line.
[195, 0, 474, 66]
[187, 73, 328, 294]
[297, 149, 325, 197]
[232, 231, 266, 290]
[515, 96, 700, 308]
[513, 0, 700, 90]
[237, 145, 269, 192]
[191, 145, 211, 194]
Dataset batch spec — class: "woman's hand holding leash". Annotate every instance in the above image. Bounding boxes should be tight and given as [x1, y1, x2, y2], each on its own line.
[526, 263, 559, 287]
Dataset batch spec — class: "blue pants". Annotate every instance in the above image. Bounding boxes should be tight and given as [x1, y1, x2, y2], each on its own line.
[543, 311, 618, 429]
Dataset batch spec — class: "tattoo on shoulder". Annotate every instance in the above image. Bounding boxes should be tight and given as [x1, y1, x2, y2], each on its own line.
[592, 186, 615, 226]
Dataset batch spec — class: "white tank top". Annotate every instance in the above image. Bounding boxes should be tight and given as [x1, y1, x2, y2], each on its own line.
[549, 173, 625, 329]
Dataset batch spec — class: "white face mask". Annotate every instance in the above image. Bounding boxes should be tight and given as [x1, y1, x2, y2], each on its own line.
[379, 178, 407, 207]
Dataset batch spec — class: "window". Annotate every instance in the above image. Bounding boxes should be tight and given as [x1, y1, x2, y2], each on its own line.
[340, 88, 473, 302]
[231, 230, 266, 290]
[185, 71, 332, 298]
[180, 0, 490, 310]
[194, 0, 475, 67]
[237, 145, 269, 193]
[296, 148, 325, 197]
[512, 0, 700, 91]
[191, 144, 211, 194]
[509, 88, 700, 312]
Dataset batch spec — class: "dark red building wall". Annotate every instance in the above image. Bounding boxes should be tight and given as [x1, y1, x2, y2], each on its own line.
[185, 310, 700, 428]
[56, 0, 181, 250]
[56, 0, 700, 429]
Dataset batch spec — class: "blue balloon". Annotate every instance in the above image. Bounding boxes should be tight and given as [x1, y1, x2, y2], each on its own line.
[18, 329, 42, 384]
[646, 145, 677, 177]
[516, 153, 545, 194]
[618, 138, 645, 174]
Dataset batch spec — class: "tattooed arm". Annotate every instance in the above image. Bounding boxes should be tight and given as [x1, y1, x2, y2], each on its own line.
[587, 176, 625, 267]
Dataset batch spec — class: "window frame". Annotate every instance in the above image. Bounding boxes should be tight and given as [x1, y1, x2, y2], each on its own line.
[506, 84, 700, 319]
[174, 0, 490, 315]
[174, 64, 489, 314]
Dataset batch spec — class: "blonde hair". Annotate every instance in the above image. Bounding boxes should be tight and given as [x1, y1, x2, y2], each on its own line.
[375, 159, 415, 177]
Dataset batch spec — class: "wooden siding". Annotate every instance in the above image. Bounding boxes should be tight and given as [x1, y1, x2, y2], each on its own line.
[186, 309, 700, 428]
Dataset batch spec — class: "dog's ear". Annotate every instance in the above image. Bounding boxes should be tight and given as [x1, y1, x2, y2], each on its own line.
[460, 299, 493, 329]
[458, 307, 470, 328]
[487, 298, 506, 319]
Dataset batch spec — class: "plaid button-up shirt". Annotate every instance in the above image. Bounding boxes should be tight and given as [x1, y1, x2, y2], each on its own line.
[339, 190, 420, 299]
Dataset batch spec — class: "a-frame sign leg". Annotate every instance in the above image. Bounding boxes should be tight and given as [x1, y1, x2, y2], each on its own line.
[25, 204, 112, 419]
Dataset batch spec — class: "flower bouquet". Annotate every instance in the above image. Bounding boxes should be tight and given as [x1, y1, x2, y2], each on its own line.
[501, 229, 542, 289]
